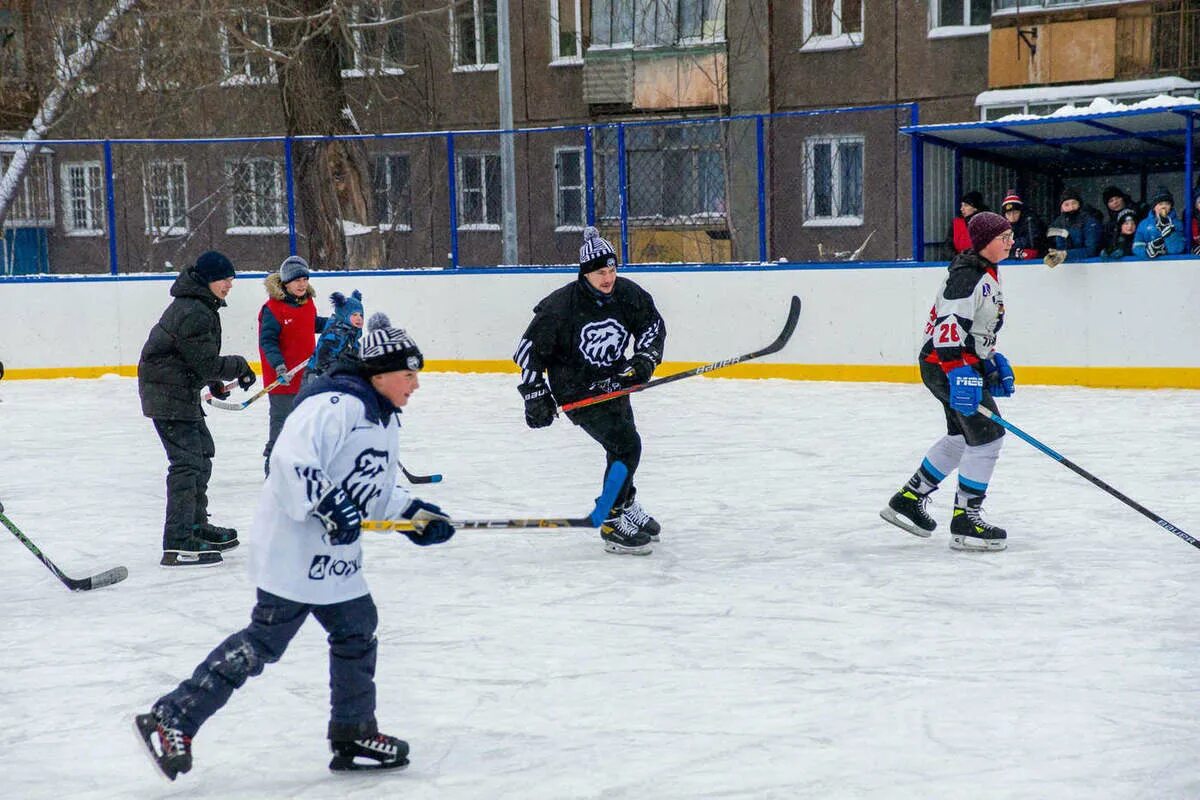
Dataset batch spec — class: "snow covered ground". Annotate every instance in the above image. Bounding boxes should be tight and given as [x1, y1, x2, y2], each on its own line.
[1, 374, 1198, 799]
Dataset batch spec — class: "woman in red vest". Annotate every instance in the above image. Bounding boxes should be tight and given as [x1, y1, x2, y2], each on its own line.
[258, 256, 327, 476]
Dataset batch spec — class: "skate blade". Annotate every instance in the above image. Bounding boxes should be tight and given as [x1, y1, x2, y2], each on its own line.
[879, 508, 933, 538]
[133, 714, 179, 783]
[603, 541, 653, 556]
[949, 534, 1007, 552]
[329, 756, 410, 773]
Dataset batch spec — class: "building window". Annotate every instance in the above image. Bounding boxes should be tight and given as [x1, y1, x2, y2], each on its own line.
[457, 153, 501, 228]
[554, 147, 586, 229]
[800, 0, 863, 52]
[220, 6, 276, 85]
[60, 161, 105, 235]
[342, 1, 405, 76]
[226, 158, 284, 232]
[597, 123, 727, 224]
[452, 0, 498, 70]
[372, 153, 412, 229]
[930, 0, 990, 35]
[0, 152, 54, 226]
[550, 0, 582, 63]
[590, 0, 725, 49]
[804, 136, 864, 226]
[143, 159, 189, 236]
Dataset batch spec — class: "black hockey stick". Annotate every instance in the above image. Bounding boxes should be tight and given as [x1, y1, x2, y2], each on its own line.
[560, 295, 802, 412]
[401, 464, 442, 484]
[976, 408, 1199, 550]
[365, 462, 627, 532]
[0, 500, 129, 590]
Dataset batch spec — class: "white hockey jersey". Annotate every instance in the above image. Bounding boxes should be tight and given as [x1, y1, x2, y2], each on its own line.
[919, 253, 1005, 369]
[249, 381, 413, 605]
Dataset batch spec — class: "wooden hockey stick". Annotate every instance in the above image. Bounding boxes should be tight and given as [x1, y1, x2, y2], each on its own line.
[0, 500, 128, 591]
[560, 295, 801, 413]
[364, 462, 627, 533]
[204, 362, 306, 411]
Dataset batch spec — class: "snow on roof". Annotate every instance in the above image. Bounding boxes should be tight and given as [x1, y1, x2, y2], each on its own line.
[976, 77, 1200, 106]
[992, 94, 1200, 123]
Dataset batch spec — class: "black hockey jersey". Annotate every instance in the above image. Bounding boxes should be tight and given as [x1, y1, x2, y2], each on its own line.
[514, 277, 666, 405]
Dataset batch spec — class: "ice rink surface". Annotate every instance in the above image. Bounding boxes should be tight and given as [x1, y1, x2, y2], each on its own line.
[1, 373, 1198, 799]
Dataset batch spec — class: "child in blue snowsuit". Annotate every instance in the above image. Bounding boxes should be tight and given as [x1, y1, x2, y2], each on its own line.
[304, 290, 364, 384]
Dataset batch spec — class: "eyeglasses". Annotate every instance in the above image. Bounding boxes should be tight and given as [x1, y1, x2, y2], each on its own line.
[999, 233, 1015, 242]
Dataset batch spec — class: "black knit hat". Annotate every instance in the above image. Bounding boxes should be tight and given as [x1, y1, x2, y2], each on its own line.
[967, 211, 1012, 253]
[1116, 208, 1139, 227]
[960, 191, 985, 209]
[1060, 187, 1082, 204]
[579, 226, 618, 276]
[1149, 186, 1174, 207]
[193, 251, 235, 283]
[359, 313, 423, 375]
[1102, 185, 1127, 204]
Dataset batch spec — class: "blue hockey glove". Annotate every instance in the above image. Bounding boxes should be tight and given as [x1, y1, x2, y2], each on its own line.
[982, 353, 1015, 398]
[314, 487, 362, 545]
[947, 364, 984, 416]
[616, 352, 656, 387]
[519, 379, 556, 429]
[400, 499, 456, 546]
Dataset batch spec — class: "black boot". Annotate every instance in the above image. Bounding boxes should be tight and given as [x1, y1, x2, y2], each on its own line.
[134, 707, 193, 781]
[160, 532, 224, 567]
[197, 521, 239, 551]
[880, 489, 936, 537]
[329, 733, 410, 772]
[949, 497, 1007, 552]
[599, 508, 653, 555]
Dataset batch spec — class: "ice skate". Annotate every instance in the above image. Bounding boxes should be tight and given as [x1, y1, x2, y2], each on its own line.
[160, 534, 224, 567]
[197, 521, 239, 551]
[599, 510, 653, 555]
[622, 498, 661, 541]
[134, 708, 192, 781]
[948, 498, 1007, 552]
[880, 489, 936, 538]
[329, 733, 410, 772]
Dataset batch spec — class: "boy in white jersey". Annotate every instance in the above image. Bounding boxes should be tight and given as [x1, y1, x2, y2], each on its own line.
[136, 314, 455, 780]
[881, 211, 1015, 552]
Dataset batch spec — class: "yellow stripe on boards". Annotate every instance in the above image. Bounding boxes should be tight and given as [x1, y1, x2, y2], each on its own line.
[4, 362, 1200, 389]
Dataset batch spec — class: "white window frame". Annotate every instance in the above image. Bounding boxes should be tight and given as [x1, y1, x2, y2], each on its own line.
[60, 161, 105, 236]
[554, 146, 586, 231]
[803, 135, 864, 227]
[225, 157, 286, 234]
[143, 159, 189, 237]
[372, 153, 412, 232]
[219, 6, 277, 86]
[929, 0, 990, 39]
[456, 152, 502, 230]
[550, 0, 583, 65]
[342, 1, 406, 77]
[0, 151, 54, 227]
[800, 0, 863, 52]
[450, 0, 499, 72]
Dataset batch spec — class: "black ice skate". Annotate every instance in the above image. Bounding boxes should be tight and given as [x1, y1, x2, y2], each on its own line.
[622, 498, 661, 541]
[329, 733, 410, 772]
[880, 489, 936, 538]
[134, 709, 192, 781]
[600, 510, 653, 555]
[949, 498, 1007, 552]
[160, 535, 224, 567]
[197, 521, 239, 551]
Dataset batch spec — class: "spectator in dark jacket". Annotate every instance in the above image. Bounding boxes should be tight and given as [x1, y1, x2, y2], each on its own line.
[947, 190, 988, 255]
[1101, 208, 1139, 260]
[1046, 187, 1104, 261]
[1000, 189, 1044, 260]
[138, 251, 256, 568]
[1101, 185, 1146, 244]
[1190, 189, 1200, 255]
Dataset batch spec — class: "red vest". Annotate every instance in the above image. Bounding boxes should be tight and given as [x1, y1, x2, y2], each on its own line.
[259, 297, 317, 395]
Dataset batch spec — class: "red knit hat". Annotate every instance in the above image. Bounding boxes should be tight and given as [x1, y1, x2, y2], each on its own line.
[967, 211, 1012, 253]
[1000, 189, 1023, 212]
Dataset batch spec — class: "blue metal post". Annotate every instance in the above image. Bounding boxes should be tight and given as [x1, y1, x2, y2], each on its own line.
[446, 132, 459, 269]
[617, 123, 630, 263]
[1185, 113, 1194, 254]
[283, 137, 298, 257]
[102, 141, 119, 275]
[584, 125, 596, 226]
[909, 104, 924, 262]
[756, 115, 767, 263]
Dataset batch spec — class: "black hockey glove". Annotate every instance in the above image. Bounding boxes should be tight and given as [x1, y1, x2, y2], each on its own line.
[1193, 241, 1200, 256]
[207, 380, 231, 400]
[519, 379, 556, 429]
[314, 487, 363, 546]
[236, 364, 257, 391]
[617, 352, 656, 387]
[1155, 213, 1176, 238]
[400, 499, 456, 546]
[1147, 237, 1167, 259]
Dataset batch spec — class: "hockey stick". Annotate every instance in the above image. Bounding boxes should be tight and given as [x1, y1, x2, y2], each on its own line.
[401, 464, 442, 484]
[204, 362, 306, 411]
[976, 407, 1199, 550]
[560, 295, 802, 413]
[364, 462, 627, 533]
[0, 500, 129, 591]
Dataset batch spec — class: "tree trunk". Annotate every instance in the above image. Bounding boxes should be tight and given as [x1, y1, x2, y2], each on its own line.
[275, 1, 381, 270]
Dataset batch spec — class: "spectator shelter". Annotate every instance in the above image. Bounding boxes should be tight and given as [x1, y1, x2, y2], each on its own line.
[902, 99, 1200, 262]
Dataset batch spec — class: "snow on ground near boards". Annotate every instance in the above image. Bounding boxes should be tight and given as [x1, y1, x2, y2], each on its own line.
[1, 375, 1199, 799]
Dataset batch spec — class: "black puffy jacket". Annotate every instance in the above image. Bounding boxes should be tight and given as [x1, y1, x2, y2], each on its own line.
[138, 270, 248, 420]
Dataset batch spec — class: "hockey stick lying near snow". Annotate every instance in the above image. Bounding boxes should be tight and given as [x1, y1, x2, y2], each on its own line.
[0, 500, 129, 591]
[560, 295, 802, 413]
[976, 407, 1199, 551]
[365, 462, 627, 533]
[204, 362, 306, 411]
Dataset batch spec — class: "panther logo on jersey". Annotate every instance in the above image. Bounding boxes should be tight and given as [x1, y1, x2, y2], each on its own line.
[579, 319, 629, 367]
[341, 448, 389, 513]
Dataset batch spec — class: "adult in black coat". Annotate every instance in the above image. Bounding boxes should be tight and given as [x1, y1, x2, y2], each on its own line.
[138, 251, 256, 567]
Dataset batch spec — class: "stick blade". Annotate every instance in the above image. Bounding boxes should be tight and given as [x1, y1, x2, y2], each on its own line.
[588, 461, 629, 527]
[74, 565, 129, 591]
[760, 295, 802, 356]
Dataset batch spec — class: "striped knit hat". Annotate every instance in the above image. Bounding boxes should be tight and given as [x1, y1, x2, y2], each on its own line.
[360, 313, 423, 375]
[1000, 189, 1023, 212]
[579, 226, 618, 276]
